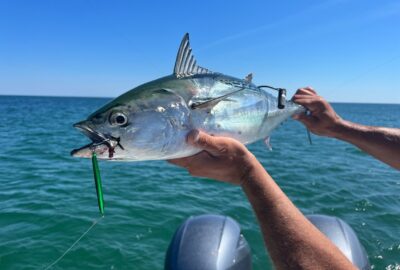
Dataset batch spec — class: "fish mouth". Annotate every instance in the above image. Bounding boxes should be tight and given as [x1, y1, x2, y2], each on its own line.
[73, 121, 110, 144]
[71, 120, 123, 158]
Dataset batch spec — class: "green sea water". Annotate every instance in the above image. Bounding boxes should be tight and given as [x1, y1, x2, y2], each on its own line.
[0, 95, 399, 269]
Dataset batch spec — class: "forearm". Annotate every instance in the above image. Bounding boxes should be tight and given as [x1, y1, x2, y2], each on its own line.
[292, 88, 400, 170]
[241, 158, 355, 269]
[333, 119, 400, 170]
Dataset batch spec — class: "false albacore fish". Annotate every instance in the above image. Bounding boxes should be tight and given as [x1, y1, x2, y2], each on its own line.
[71, 33, 304, 161]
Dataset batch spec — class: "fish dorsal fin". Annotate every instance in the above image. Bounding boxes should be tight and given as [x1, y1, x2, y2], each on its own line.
[245, 73, 253, 83]
[174, 33, 213, 78]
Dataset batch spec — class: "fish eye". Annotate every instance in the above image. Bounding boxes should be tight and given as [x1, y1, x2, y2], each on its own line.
[109, 112, 128, 126]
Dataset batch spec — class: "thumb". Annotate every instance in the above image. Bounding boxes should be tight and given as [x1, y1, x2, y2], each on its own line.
[187, 130, 220, 154]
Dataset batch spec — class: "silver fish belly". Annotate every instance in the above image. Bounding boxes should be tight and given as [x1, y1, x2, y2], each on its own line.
[71, 34, 303, 161]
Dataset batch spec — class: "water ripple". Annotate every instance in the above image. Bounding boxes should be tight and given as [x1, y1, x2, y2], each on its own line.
[0, 97, 399, 269]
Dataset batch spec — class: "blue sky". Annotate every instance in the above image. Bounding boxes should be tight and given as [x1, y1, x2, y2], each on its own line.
[1, 0, 399, 103]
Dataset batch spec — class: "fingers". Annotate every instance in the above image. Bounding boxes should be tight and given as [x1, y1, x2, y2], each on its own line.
[293, 87, 317, 97]
[302, 86, 316, 94]
[169, 130, 233, 169]
[292, 95, 324, 113]
[187, 129, 200, 144]
[169, 130, 250, 184]
[292, 86, 317, 102]
[168, 151, 218, 177]
[168, 151, 213, 169]
[292, 87, 319, 112]
[187, 130, 222, 155]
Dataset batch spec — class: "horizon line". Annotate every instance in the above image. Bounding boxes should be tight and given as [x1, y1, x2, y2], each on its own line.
[0, 93, 399, 105]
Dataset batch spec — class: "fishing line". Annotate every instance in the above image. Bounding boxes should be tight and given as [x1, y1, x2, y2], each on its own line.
[44, 151, 105, 269]
[43, 216, 103, 270]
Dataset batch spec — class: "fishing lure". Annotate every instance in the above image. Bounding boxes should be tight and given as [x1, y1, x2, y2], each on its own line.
[91, 152, 105, 216]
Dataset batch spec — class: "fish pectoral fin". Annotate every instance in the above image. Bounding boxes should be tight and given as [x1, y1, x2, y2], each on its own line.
[189, 87, 244, 110]
[264, 136, 273, 151]
[189, 98, 225, 110]
[173, 33, 214, 78]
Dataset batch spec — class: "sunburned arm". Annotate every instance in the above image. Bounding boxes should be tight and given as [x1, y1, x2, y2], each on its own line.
[332, 120, 400, 170]
[168, 130, 356, 269]
[241, 157, 355, 269]
[292, 87, 400, 170]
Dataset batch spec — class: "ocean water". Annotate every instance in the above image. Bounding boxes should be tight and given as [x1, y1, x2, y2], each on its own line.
[0, 95, 399, 270]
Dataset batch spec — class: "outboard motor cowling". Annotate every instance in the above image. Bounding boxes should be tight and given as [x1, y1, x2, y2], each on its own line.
[165, 214, 252, 270]
[307, 214, 370, 270]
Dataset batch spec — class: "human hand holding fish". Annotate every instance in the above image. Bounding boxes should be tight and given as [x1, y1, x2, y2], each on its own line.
[292, 87, 400, 170]
[292, 87, 343, 138]
[168, 129, 259, 185]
